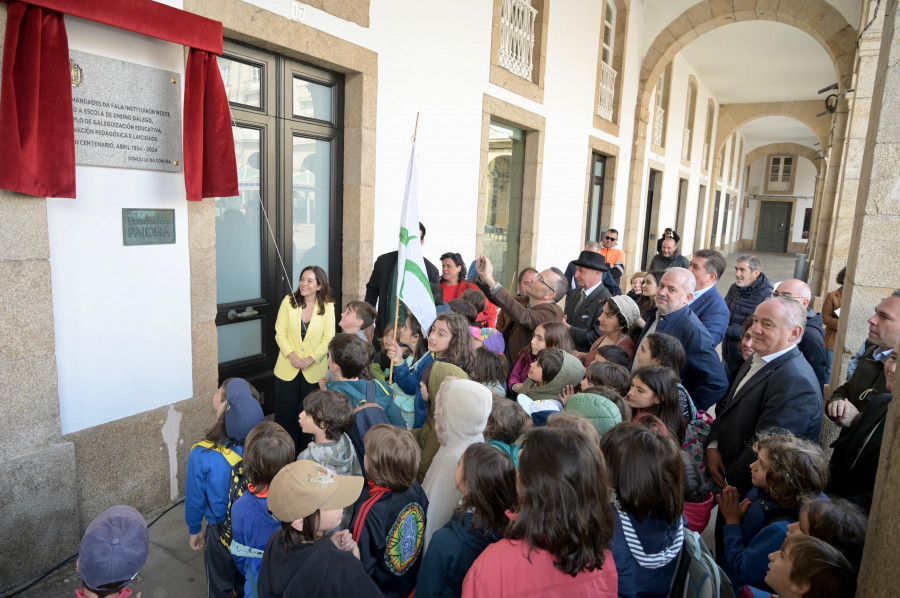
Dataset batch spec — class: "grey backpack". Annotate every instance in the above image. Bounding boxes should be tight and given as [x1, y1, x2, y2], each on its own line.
[668, 528, 736, 598]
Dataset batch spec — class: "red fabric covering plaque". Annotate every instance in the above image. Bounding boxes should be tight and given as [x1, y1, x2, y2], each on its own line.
[0, 0, 238, 201]
[0, 3, 76, 197]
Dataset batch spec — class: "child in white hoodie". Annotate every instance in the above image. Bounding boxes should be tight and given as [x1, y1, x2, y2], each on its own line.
[421, 378, 492, 551]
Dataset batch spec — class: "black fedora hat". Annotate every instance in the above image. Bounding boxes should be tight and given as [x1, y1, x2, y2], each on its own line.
[572, 250, 609, 272]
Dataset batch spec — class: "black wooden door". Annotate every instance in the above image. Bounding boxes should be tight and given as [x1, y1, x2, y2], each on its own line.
[757, 201, 792, 252]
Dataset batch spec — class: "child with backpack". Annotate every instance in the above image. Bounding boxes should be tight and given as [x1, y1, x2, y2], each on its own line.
[77, 505, 149, 598]
[324, 333, 406, 428]
[258, 460, 382, 598]
[230, 422, 296, 598]
[739, 535, 857, 598]
[186, 378, 265, 598]
[352, 424, 429, 598]
[298, 389, 364, 528]
[601, 422, 685, 598]
[422, 378, 493, 550]
[717, 431, 829, 592]
[462, 427, 618, 597]
[786, 497, 867, 571]
[417, 443, 518, 598]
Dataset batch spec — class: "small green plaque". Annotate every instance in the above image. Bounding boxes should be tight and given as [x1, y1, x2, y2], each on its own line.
[122, 209, 176, 246]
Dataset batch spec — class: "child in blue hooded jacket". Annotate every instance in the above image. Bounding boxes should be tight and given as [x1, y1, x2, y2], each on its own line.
[186, 378, 265, 598]
[717, 431, 830, 592]
[229, 421, 295, 598]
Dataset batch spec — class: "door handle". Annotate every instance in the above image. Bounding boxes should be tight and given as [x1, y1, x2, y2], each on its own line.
[228, 306, 259, 321]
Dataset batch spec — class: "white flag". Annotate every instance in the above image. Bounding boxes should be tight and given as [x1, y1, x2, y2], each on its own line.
[396, 142, 437, 334]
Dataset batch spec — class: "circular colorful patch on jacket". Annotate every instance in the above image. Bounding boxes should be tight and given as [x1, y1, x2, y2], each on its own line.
[383, 502, 425, 575]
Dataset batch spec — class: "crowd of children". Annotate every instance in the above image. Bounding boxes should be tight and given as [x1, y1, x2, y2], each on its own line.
[74, 287, 873, 598]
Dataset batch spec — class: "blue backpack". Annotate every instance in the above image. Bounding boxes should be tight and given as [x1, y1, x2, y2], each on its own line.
[346, 380, 393, 476]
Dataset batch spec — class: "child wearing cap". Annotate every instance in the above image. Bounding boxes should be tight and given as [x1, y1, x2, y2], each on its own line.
[186, 377, 265, 598]
[230, 421, 296, 598]
[258, 460, 382, 598]
[352, 424, 428, 598]
[77, 505, 149, 598]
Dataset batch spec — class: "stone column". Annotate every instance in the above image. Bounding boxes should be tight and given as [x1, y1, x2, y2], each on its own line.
[622, 96, 653, 268]
[0, 190, 80, 591]
[807, 104, 849, 293]
[817, 0, 884, 307]
[848, 0, 900, 592]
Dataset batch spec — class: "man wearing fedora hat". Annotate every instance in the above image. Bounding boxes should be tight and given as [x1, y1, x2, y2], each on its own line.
[564, 251, 613, 352]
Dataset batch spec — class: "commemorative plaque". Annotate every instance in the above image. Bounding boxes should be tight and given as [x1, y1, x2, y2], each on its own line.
[70, 50, 183, 172]
[122, 209, 176, 246]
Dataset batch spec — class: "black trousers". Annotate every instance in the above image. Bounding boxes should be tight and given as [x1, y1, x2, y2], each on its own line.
[205, 522, 244, 598]
[275, 374, 315, 455]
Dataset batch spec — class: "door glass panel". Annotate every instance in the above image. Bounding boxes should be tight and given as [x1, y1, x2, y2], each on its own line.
[216, 126, 262, 303]
[293, 77, 333, 122]
[218, 320, 262, 362]
[485, 122, 524, 290]
[217, 57, 262, 108]
[292, 136, 331, 280]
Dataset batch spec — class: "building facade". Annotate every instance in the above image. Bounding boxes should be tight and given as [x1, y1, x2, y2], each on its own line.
[2, 0, 898, 594]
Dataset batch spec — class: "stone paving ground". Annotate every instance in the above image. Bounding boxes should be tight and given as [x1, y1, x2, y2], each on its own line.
[12, 250, 804, 597]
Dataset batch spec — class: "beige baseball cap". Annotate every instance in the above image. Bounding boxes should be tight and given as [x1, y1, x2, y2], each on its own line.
[268, 460, 364, 522]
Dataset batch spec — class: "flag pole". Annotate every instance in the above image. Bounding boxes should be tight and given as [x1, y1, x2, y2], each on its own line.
[390, 113, 421, 385]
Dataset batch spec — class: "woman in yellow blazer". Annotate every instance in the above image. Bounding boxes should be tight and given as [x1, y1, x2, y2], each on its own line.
[274, 265, 335, 452]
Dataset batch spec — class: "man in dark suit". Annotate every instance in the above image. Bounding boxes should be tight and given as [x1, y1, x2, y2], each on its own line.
[563, 251, 612, 352]
[635, 267, 729, 410]
[688, 249, 730, 347]
[707, 297, 824, 496]
[364, 222, 440, 340]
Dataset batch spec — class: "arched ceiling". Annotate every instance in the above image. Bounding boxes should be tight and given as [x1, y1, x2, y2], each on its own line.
[679, 21, 838, 104]
[641, 0, 863, 53]
[739, 116, 820, 146]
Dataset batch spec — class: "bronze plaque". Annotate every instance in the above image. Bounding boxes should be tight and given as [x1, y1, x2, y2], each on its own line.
[122, 209, 176, 246]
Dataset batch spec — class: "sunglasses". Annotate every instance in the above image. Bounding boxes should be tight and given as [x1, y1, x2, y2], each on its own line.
[605, 236, 617, 242]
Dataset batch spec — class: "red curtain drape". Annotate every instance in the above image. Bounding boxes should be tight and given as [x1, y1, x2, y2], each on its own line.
[184, 48, 238, 201]
[0, 2, 75, 197]
[0, 0, 238, 201]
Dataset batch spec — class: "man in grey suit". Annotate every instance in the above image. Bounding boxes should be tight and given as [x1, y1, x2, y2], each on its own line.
[707, 297, 824, 495]
[563, 250, 612, 352]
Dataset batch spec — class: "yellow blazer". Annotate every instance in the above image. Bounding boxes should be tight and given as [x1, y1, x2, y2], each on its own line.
[274, 296, 336, 383]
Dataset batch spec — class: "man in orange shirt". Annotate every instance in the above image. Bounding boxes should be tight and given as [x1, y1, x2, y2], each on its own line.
[599, 228, 626, 286]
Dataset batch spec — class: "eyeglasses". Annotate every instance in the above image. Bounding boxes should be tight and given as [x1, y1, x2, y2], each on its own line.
[605, 236, 617, 242]
[534, 274, 554, 293]
[772, 291, 796, 298]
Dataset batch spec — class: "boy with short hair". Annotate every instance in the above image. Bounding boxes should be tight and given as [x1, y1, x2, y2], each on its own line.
[299, 389, 364, 529]
[741, 535, 857, 598]
[298, 389, 363, 476]
[325, 333, 406, 428]
[352, 424, 428, 598]
[229, 421, 295, 598]
[340, 300, 376, 341]
[76, 505, 149, 598]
